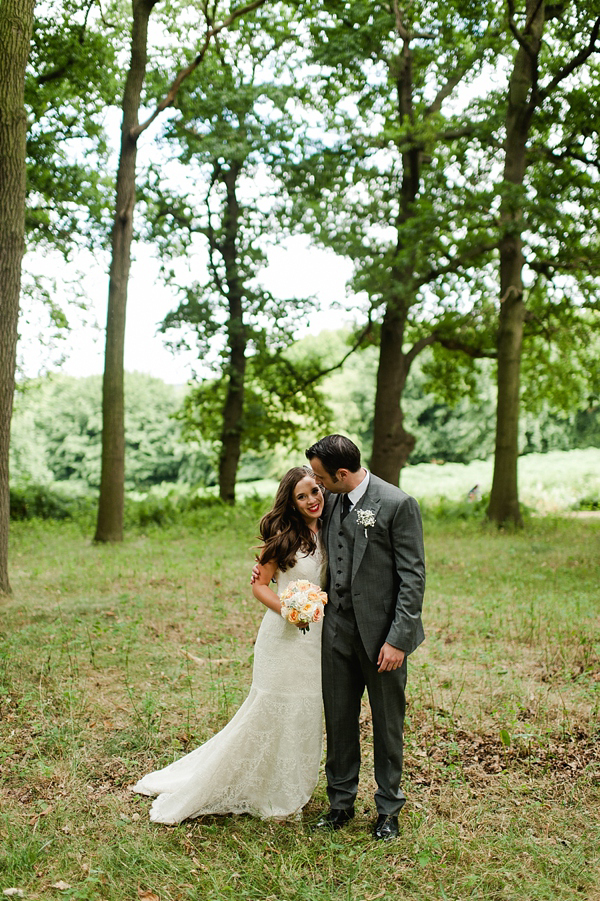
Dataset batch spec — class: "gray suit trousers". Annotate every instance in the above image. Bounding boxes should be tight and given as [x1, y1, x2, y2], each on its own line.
[322, 603, 407, 816]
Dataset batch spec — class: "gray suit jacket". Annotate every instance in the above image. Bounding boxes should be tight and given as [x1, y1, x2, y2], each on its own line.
[322, 472, 425, 662]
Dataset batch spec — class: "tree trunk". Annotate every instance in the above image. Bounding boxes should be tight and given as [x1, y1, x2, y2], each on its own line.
[488, 0, 544, 527]
[370, 305, 414, 486]
[95, 0, 158, 542]
[370, 34, 418, 487]
[218, 164, 246, 504]
[0, 0, 35, 595]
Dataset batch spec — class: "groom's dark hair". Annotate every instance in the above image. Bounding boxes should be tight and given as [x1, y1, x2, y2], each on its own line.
[306, 434, 361, 476]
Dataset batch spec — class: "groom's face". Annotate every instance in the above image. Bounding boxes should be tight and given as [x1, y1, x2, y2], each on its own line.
[309, 457, 347, 494]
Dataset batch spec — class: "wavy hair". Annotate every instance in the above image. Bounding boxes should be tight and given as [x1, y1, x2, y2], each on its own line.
[257, 467, 322, 572]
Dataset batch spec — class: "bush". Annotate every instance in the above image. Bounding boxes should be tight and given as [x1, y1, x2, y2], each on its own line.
[10, 483, 96, 521]
[574, 495, 600, 511]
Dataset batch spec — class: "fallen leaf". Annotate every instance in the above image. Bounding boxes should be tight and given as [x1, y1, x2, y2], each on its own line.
[180, 650, 206, 665]
[3, 890, 25, 898]
[51, 882, 71, 891]
[138, 890, 159, 901]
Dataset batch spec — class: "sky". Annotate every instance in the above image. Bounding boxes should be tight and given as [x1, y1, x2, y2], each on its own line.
[19, 236, 356, 385]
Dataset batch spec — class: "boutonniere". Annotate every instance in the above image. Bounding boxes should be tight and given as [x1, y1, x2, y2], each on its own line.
[356, 509, 376, 538]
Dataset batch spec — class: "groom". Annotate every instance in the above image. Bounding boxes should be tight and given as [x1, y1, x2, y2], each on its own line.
[306, 435, 425, 840]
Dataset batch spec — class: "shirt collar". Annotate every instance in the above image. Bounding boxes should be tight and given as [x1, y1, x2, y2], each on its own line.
[347, 469, 369, 508]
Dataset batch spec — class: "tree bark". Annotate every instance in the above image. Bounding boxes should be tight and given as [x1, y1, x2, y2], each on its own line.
[488, 0, 545, 527]
[95, 0, 158, 542]
[370, 304, 414, 485]
[370, 33, 418, 486]
[218, 163, 246, 504]
[0, 0, 35, 595]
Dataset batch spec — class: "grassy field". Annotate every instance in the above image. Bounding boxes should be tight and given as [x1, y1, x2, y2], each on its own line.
[1, 495, 599, 900]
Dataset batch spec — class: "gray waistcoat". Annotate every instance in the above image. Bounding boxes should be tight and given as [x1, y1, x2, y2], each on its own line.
[327, 497, 357, 610]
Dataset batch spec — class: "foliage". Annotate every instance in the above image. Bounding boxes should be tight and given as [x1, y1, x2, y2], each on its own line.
[19, 0, 124, 372]
[270, 0, 600, 492]
[177, 354, 333, 459]
[141, 4, 339, 499]
[26, 0, 121, 252]
[300, 332, 600, 467]
[10, 354, 600, 495]
[9, 481, 96, 522]
[10, 372, 212, 490]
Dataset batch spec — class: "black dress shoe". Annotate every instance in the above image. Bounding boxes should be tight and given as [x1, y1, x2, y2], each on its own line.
[372, 814, 399, 841]
[314, 807, 355, 830]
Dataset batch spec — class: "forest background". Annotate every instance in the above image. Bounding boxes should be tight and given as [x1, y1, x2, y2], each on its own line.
[5, 0, 600, 542]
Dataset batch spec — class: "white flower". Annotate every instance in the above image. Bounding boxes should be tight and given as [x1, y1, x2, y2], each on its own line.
[356, 508, 376, 538]
[279, 580, 328, 633]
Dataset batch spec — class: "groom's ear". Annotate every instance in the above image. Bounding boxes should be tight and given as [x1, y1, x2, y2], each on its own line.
[336, 468, 349, 482]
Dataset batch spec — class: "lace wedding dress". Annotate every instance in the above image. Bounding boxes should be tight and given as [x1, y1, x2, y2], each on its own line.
[132, 540, 326, 823]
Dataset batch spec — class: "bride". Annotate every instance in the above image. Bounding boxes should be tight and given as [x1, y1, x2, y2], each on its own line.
[132, 467, 326, 823]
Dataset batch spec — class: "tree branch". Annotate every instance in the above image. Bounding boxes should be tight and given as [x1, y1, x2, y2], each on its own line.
[425, 69, 470, 118]
[392, 0, 410, 42]
[405, 332, 436, 365]
[529, 256, 600, 277]
[506, 0, 533, 57]
[434, 335, 497, 358]
[528, 142, 600, 175]
[416, 240, 498, 288]
[273, 318, 374, 395]
[525, 0, 545, 34]
[36, 0, 96, 85]
[131, 0, 269, 140]
[539, 16, 600, 100]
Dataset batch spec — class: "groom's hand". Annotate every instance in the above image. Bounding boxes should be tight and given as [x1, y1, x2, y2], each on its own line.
[250, 563, 260, 585]
[377, 642, 406, 673]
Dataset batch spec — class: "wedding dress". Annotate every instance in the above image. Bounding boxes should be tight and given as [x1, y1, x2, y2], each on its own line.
[132, 540, 326, 823]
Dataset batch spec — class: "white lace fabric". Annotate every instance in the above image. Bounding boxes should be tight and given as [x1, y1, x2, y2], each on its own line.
[132, 541, 325, 823]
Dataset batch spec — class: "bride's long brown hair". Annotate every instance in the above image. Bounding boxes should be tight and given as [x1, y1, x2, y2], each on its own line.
[257, 467, 322, 572]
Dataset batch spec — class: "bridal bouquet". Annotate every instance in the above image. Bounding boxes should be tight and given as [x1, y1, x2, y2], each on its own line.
[279, 580, 328, 634]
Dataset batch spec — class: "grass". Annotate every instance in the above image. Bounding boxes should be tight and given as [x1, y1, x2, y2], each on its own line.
[1, 487, 599, 900]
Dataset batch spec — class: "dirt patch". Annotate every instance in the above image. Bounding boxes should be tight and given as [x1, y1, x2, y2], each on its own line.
[407, 722, 600, 787]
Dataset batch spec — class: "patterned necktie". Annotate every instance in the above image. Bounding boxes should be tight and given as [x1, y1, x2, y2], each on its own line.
[340, 493, 351, 522]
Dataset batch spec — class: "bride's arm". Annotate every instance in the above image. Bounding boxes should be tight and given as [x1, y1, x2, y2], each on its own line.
[251, 559, 281, 614]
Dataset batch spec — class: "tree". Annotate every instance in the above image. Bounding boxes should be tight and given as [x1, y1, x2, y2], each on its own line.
[95, 0, 269, 540]
[94, 0, 159, 542]
[149, 8, 332, 502]
[487, 1, 600, 525]
[0, 0, 35, 595]
[286, 0, 502, 485]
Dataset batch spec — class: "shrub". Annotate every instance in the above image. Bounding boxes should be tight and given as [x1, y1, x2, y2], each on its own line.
[9, 483, 95, 521]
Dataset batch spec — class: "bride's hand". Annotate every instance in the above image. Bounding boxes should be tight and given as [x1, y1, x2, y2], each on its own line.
[250, 563, 260, 585]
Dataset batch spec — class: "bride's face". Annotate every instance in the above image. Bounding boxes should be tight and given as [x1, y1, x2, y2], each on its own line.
[292, 475, 324, 526]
